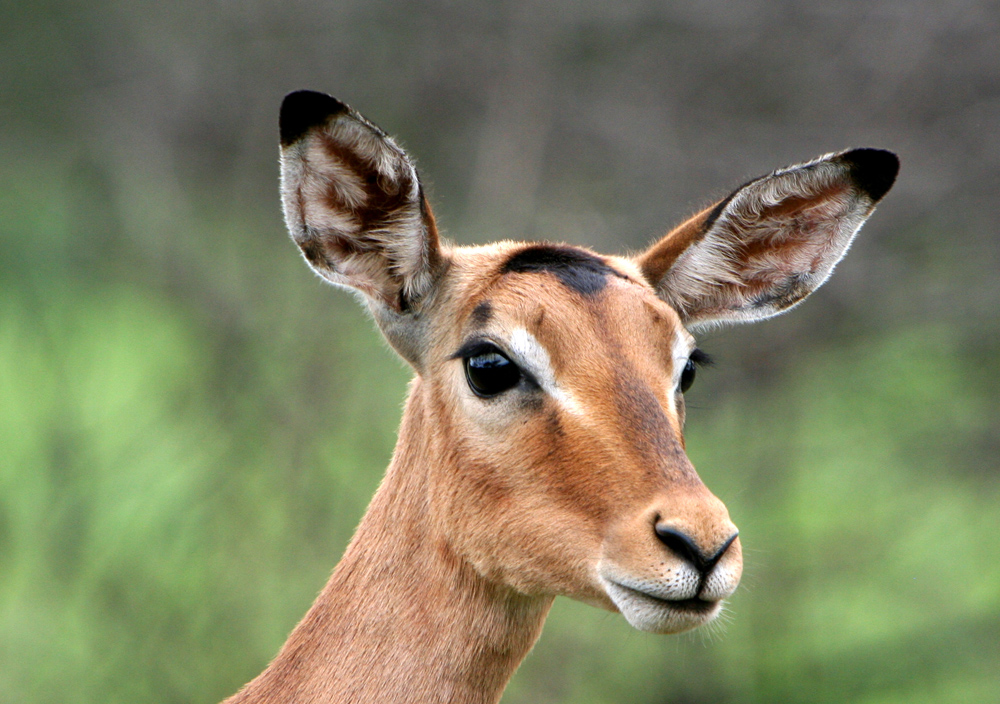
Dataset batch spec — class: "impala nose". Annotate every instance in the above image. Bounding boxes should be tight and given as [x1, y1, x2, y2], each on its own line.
[654, 523, 739, 576]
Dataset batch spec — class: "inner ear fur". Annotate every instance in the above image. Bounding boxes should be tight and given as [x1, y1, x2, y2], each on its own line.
[637, 148, 899, 329]
[279, 90, 444, 315]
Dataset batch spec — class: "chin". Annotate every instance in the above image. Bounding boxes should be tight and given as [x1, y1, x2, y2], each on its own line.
[602, 579, 724, 634]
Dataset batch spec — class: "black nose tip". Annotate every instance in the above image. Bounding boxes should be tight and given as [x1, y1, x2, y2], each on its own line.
[654, 524, 738, 575]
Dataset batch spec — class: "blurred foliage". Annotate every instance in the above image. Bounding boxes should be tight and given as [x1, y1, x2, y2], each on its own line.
[2, 1, 999, 703]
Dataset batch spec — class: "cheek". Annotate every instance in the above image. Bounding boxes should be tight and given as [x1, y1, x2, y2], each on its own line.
[446, 406, 550, 509]
[425, 379, 533, 529]
[433, 406, 613, 589]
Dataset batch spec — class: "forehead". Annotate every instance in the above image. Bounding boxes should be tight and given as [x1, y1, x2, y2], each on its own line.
[446, 243, 690, 351]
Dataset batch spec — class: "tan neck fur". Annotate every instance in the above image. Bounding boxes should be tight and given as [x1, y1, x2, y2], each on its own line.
[226, 383, 553, 704]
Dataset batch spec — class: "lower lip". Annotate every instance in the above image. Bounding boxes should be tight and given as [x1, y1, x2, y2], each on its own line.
[617, 584, 718, 614]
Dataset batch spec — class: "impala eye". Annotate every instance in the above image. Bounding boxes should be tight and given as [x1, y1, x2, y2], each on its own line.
[679, 358, 697, 393]
[464, 346, 522, 397]
[679, 348, 712, 394]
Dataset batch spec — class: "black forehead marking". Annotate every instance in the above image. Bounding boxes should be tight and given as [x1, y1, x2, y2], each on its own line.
[501, 245, 627, 296]
[471, 300, 493, 326]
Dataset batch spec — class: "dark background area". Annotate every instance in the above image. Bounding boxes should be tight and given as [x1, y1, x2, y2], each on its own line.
[2, 1, 998, 702]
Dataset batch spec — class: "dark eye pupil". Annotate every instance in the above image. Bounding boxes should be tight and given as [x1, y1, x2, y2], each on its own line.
[465, 350, 521, 397]
[679, 358, 696, 393]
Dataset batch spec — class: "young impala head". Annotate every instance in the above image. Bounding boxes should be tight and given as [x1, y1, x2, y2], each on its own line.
[227, 92, 898, 703]
[277, 91, 897, 639]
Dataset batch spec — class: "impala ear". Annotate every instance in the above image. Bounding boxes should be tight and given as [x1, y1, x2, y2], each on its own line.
[279, 90, 445, 314]
[637, 149, 899, 329]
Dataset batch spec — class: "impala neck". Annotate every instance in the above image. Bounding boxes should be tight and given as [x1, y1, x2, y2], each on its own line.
[227, 383, 554, 704]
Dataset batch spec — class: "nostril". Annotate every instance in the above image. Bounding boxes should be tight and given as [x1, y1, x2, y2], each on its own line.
[654, 525, 739, 575]
[707, 532, 739, 571]
[654, 525, 706, 572]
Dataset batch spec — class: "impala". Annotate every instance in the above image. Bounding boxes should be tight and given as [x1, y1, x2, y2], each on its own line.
[224, 90, 898, 703]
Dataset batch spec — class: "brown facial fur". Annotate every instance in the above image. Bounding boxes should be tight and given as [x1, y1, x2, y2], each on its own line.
[418, 248, 736, 606]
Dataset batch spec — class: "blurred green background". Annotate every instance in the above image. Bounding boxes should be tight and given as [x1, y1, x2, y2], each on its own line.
[2, 1, 998, 702]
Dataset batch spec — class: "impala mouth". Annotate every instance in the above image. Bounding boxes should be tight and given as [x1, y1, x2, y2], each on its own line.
[612, 582, 717, 613]
[600, 577, 723, 634]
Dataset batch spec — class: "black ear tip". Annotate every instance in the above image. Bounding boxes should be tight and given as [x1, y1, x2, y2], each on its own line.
[838, 148, 900, 203]
[279, 90, 347, 147]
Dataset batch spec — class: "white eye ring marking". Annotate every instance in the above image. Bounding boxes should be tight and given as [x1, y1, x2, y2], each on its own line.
[508, 328, 583, 415]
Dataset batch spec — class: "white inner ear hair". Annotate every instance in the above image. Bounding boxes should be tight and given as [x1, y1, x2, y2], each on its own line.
[661, 156, 867, 325]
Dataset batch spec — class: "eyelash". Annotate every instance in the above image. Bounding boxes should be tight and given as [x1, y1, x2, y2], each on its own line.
[690, 349, 713, 367]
